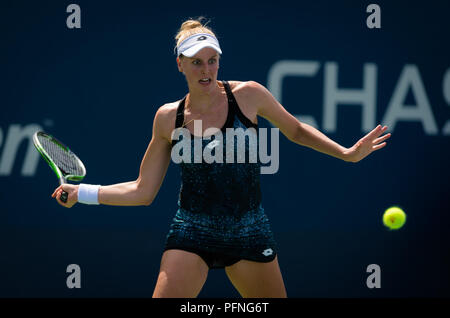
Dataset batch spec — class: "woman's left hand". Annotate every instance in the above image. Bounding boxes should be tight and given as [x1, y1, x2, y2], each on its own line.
[344, 125, 391, 163]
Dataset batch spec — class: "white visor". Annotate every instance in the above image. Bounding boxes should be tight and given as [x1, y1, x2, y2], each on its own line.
[176, 33, 222, 57]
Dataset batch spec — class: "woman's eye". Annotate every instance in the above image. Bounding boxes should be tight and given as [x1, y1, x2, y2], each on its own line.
[192, 59, 216, 65]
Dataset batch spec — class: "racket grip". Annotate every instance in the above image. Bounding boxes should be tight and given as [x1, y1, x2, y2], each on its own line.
[58, 177, 68, 203]
[60, 191, 68, 203]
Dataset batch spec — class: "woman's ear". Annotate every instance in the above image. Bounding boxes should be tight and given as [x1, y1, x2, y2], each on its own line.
[176, 57, 183, 73]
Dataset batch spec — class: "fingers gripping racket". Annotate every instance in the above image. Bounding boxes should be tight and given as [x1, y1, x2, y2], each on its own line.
[33, 131, 86, 203]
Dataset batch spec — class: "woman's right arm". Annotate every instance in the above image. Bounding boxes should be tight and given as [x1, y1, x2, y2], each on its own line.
[52, 105, 174, 208]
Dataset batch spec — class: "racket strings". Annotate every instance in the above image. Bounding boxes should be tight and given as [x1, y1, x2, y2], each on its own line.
[39, 136, 84, 176]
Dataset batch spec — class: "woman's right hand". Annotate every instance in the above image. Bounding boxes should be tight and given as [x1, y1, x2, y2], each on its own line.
[52, 184, 78, 208]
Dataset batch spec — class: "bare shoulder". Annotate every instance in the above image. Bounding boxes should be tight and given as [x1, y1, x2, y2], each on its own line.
[227, 81, 273, 117]
[228, 80, 270, 101]
[156, 101, 179, 118]
[228, 80, 264, 92]
[153, 100, 181, 141]
[224, 81, 270, 124]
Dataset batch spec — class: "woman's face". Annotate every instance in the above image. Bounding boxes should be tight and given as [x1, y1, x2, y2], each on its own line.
[177, 47, 220, 93]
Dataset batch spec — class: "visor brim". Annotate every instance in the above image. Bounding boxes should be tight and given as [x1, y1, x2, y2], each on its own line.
[180, 43, 222, 58]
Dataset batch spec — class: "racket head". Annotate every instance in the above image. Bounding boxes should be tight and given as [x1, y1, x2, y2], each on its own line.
[33, 131, 86, 182]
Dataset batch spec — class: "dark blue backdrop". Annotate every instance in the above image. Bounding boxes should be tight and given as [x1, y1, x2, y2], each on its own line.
[1, 0, 449, 297]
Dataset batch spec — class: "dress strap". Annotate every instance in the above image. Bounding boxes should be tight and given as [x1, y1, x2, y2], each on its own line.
[174, 96, 186, 129]
[222, 81, 257, 129]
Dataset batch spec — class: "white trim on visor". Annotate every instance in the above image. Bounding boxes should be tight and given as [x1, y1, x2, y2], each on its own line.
[176, 33, 222, 57]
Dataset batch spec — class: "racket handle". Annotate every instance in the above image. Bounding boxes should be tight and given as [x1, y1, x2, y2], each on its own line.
[60, 191, 68, 203]
[59, 177, 68, 203]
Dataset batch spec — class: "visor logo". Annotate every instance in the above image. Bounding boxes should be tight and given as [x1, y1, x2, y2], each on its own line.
[262, 248, 273, 257]
[197, 36, 207, 41]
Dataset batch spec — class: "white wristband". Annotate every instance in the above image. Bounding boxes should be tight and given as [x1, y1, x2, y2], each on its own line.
[77, 184, 101, 205]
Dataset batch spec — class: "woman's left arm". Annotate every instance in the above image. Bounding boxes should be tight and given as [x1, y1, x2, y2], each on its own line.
[246, 81, 391, 163]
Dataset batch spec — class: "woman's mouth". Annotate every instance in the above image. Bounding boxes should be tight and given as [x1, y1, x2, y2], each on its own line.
[199, 78, 211, 85]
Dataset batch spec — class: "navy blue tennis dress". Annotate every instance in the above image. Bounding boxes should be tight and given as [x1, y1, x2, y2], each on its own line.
[165, 81, 277, 269]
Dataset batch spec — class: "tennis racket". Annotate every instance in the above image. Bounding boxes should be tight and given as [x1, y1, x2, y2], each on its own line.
[33, 131, 86, 203]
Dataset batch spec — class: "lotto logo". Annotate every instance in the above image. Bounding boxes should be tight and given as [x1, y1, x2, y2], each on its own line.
[262, 248, 273, 257]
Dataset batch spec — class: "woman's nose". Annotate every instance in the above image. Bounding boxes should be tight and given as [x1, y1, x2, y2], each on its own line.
[201, 64, 212, 75]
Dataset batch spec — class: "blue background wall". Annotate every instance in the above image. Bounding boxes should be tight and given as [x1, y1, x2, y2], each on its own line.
[1, 0, 449, 297]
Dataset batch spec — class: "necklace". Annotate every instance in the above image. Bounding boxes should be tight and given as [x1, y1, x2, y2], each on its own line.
[182, 85, 224, 128]
[181, 96, 214, 128]
[181, 109, 209, 128]
[181, 117, 197, 128]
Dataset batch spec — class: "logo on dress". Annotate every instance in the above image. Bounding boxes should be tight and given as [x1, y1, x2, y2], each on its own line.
[262, 248, 273, 257]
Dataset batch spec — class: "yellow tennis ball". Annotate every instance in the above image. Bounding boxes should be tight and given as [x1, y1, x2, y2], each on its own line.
[383, 206, 406, 230]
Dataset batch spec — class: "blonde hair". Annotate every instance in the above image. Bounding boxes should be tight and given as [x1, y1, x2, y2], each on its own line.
[175, 17, 217, 55]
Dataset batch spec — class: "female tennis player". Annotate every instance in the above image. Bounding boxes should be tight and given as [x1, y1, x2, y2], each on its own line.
[52, 18, 391, 298]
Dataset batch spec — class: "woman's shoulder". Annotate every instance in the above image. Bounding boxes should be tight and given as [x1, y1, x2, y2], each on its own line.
[227, 80, 263, 90]
[225, 81, 269, 123]
[153, 99, 183, 137]
[157, 100, 180, 117]
[227, 80, 270, 104]
[227, 80, 267, 97]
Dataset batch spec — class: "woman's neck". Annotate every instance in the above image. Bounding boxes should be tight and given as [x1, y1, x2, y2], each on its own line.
[186, 81, 223, 114]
